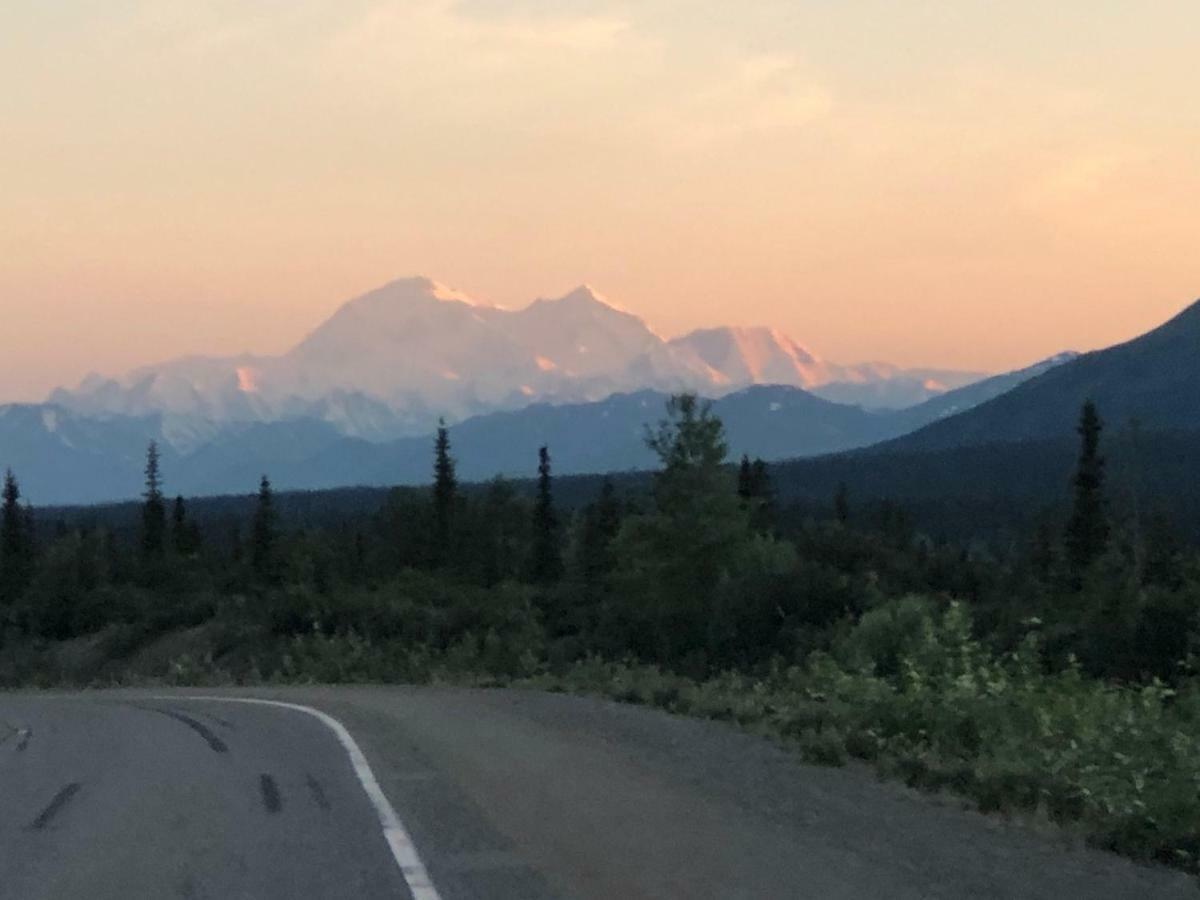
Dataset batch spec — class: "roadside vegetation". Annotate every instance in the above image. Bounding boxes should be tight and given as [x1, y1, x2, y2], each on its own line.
[2, 396, 1199, 872]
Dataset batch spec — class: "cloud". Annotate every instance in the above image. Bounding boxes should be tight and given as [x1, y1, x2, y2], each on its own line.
[1018, 146, 1153, 217]
[659, 53, 834, 150]
[322, 1, 632, 80]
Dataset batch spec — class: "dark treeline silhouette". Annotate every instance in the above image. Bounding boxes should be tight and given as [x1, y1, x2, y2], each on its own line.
[0, 394, 1197, 687]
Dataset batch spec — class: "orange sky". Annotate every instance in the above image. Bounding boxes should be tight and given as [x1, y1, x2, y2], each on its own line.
[1, 2, 1197, 401]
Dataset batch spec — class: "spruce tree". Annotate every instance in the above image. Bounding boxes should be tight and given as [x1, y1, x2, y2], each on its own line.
[579, 477, 621, 587]
[22, 504, 35, 558]
[530, 446, 563, 584]
[749, 458, 774, 531]
[834, 481, 851, 524]
[1, 469, 31, 601]
[480, 478, 515, 587]
[172, 495, 198, 556]
[173, 495, 185, 549]
[230, 522, 243, 565]
[737, 456, 773, 531]
[141, 441, 167, 558]
[1065, 401, 1110, 576]
[251, 475, 277, 580]
[737, 455, 754, 499]
[432, 419, 457, 566]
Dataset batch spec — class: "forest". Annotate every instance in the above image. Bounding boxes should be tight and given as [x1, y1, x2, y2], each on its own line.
[2, 394, 1199, 872]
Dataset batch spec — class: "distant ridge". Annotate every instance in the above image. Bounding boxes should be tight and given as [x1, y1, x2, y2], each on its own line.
[0, 354, 1071, 506]
[889, 299, 1200, 451]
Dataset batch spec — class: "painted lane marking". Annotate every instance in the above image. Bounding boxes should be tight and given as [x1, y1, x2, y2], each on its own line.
[158, 696, 442, 900]
[31, 782, 82, 830]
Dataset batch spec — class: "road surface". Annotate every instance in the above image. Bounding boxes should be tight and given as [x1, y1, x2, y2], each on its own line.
[0, 686, 1194, 899]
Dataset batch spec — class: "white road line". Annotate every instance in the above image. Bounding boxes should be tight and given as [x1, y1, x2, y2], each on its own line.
[156, 695, 442, 900]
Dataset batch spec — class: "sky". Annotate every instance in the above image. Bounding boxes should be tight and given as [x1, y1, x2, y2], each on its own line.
[1, 1, 1198, 401]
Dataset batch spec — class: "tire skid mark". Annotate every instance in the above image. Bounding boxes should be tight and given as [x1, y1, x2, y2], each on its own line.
[30, 782, 82, 830]
[305, 773, 332, 812]
[132, 705, 229, 753]
[259, 774, 282, 814]
[197, 710, 236, 730]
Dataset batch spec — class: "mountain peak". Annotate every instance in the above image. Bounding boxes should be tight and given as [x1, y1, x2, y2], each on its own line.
[552, 284, 625, 312]
[358, 276, 485, 308]
[563, 283, 603, 300]
[669, 325, 824, 387]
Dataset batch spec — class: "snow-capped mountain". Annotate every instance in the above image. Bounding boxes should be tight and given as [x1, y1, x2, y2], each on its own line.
[50, 276, 987, 445]
[667, 327, 987, 408]
[668, 327, 828, 388]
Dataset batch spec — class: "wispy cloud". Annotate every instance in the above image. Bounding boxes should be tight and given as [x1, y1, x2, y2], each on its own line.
[662, 53, 834, 149]
[322, 1, 633, 81]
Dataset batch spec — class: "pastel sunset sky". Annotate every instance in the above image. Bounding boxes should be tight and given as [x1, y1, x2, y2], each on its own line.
[2, 1, 1197, 400]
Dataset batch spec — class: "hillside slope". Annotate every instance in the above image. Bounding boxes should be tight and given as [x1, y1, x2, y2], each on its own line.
[892, 300, 1200, 451]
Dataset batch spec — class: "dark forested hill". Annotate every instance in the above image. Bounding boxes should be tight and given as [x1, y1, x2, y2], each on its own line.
[890, 300, 1200, 451]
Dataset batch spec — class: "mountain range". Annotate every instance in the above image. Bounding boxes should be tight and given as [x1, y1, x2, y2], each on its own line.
[48, 277, 984, 444]
[3, 277, 1195, 507]
[1, 355, 1068, 505]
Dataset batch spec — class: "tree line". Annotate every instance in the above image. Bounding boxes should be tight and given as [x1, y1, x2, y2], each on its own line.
[0, 395, 1197, 684]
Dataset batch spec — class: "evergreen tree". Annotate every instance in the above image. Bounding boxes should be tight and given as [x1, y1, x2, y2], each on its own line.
[171, 495, 200, 556]
[251, 475, 277, 579]
[834, 481, 851, 524]
[1029, 512, 1058, 580]
[1142, 510, 1184, 589]
[748, 458, 774, 531]
[478, 477, 519, 587]
[578, 478, 621, 587]
[1065, 401, 1110, 576]
[172, 495, 187, 553]
[432, 419, 457, 566]
[737, 455, 754, 499]
[530, 446, 563, 584]
[1, 469, 31, 601]
[22, 504, 36, 559]
[354, 530, 367, 578]
[230, 522, 243, 565]
[141, 441, 167, 558]
[737, 456, 774, 530]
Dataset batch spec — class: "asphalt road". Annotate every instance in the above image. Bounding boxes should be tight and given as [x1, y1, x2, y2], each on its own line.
[1, 686, 1195, 899]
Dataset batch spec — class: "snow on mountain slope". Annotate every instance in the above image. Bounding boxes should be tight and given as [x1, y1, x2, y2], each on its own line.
[668, 327, 826, 388]
[504, 286, 688, 379]
[48, 276, 988, 444]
